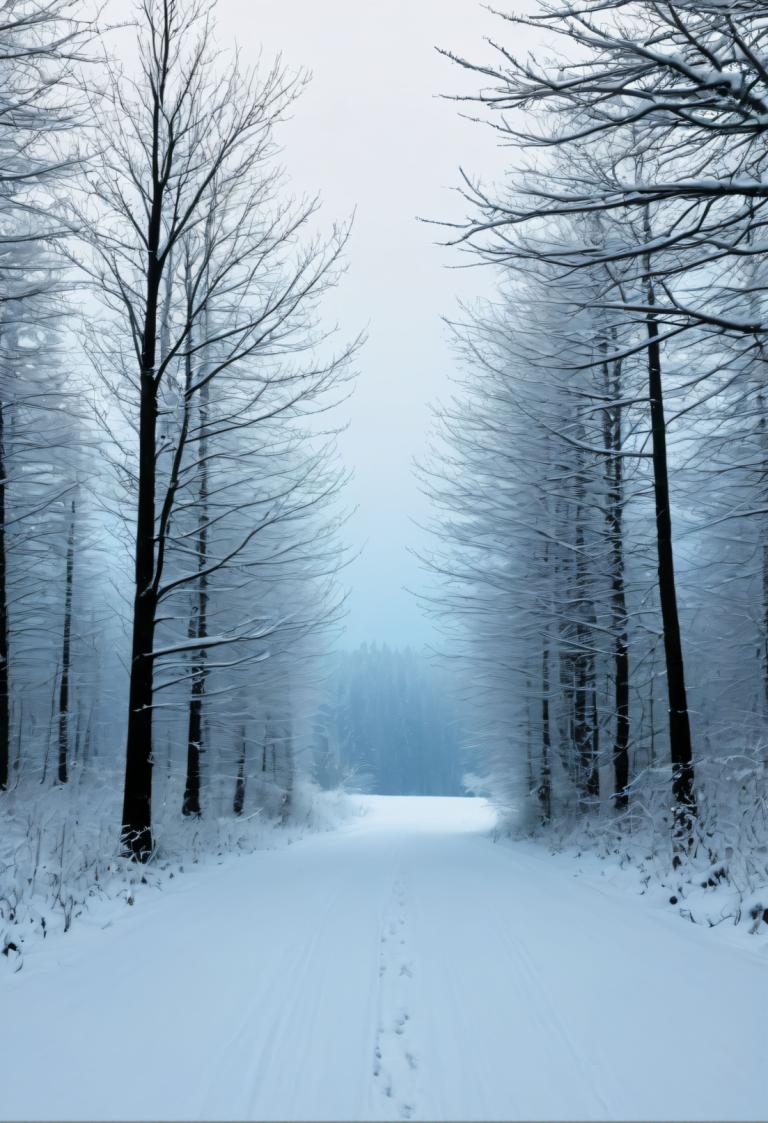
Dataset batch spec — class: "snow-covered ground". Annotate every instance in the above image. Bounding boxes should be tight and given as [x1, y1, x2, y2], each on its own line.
[2, 795, 765, 1122]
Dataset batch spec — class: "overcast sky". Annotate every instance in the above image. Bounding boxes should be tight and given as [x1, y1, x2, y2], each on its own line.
[208, 1, 516, 649]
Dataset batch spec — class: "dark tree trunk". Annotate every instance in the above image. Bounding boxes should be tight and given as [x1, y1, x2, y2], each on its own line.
[57, 498, 76, 785]
[41, 666, 59, 784]
[182, 669, 204, 816]
[574, 470, 599, 809]
[262, 716, 270, 773]
[585, 682, 599, 806]
[574, 649, 599, 806]
[612, 626, 630, 805]
[643, 236, 696, 845]
[233, 726, 246, 816]
[574, 652, 588, 792]
[121, 204, 163, 860]
[649, 648, 657, 769]
[279, 723, 294, 823]
[0, 401, 9, 791]
[525, 676, 535, 795]
[182, 356, 209, 817]
[558, 649, 576, 779]
[539, 641, 552, 823]
[589, 687, 600, 798]
[602, 351, 630, 807]
[121, 565, 157, 859]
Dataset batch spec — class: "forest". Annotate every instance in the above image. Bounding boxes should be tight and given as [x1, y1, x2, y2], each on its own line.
[0, 1, 766, 1120]
[419, 0, 768, 918]
[311, 645, 465, 796]
[1, 0, 358, 930]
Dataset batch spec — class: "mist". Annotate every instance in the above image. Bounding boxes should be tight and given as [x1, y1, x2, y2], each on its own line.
[1, 3, 765, 1119]
[210, 0, 513, 648]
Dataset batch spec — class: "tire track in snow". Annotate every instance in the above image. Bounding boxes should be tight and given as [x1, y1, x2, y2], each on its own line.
[196, 881, 348, 1119]
[497, 915, 611, 1118]
[2, 797, 765, 1122]
[373, 875, 418, 1120]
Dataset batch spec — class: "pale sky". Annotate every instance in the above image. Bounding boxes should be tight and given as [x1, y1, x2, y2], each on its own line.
[211, 2, 515, 647]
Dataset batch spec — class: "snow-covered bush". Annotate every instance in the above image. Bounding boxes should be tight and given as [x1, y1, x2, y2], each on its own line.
[506, 747, 768, 936]
[0, 771, 357, 969]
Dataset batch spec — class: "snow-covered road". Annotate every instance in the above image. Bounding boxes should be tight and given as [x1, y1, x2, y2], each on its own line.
[2, 796, 765, 1121]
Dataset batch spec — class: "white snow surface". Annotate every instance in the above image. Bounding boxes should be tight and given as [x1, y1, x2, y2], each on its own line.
[1, 795, 765, 1122]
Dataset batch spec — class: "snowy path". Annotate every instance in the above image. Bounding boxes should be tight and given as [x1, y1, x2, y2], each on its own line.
[2, 796, 765, 1122]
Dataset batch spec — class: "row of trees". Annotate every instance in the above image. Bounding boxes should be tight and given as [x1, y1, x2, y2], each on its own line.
[0, 0, 352, 860]
[425, 0, 768, 861]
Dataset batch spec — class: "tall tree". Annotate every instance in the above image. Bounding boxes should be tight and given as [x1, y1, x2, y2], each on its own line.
[56, 497, 76, 784]
[79, 0, 353, 857]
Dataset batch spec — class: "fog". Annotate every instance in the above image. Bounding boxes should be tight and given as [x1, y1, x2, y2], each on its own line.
[211, 0, 512, 647]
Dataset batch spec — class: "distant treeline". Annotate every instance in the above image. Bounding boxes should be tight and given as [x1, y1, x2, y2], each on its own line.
[312, 646, 465, 796]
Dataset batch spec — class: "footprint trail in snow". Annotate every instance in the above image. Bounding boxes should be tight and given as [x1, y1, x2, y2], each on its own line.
[373, 877, 418, 1120]
[1, 796, 764, 1122]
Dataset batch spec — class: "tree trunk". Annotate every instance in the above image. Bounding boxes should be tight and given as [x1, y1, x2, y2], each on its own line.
[41, 665, 59, 784]
[649, 646, 657, 770]
[525, 676, 534, 795]
[57, 498, 76, 785]
[121, 233, 162, 860]
[558, 648, 576, 779]
[643, 232, 696, 846]
[279, 722, 294, 823]
[539, 640, 552, 823]
[602, 350, 630, 807]
[0, 401, 9, 791]
[574, 650, 589, 795]
[574, 648, 599, 806]
[262, 716, 270, 773]
[183, 346, 209, 817]
[233, 726, 246, 816]
[574, 461, 599, 809]
[182, 667, 204, 816]
[612, 624, 630, 806]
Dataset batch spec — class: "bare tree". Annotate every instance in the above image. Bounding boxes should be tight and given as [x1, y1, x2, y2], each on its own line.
[56, 496, 75, 783]
[77, 0, 354, 858]
[438, 10, 738, 840]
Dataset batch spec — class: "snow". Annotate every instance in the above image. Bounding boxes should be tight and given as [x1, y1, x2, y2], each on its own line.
[0, 778, 357, 959]
[1, 795, 765, 1122]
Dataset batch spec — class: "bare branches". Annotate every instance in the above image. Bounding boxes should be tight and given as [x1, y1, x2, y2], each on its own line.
[67, 0, 354, 854]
